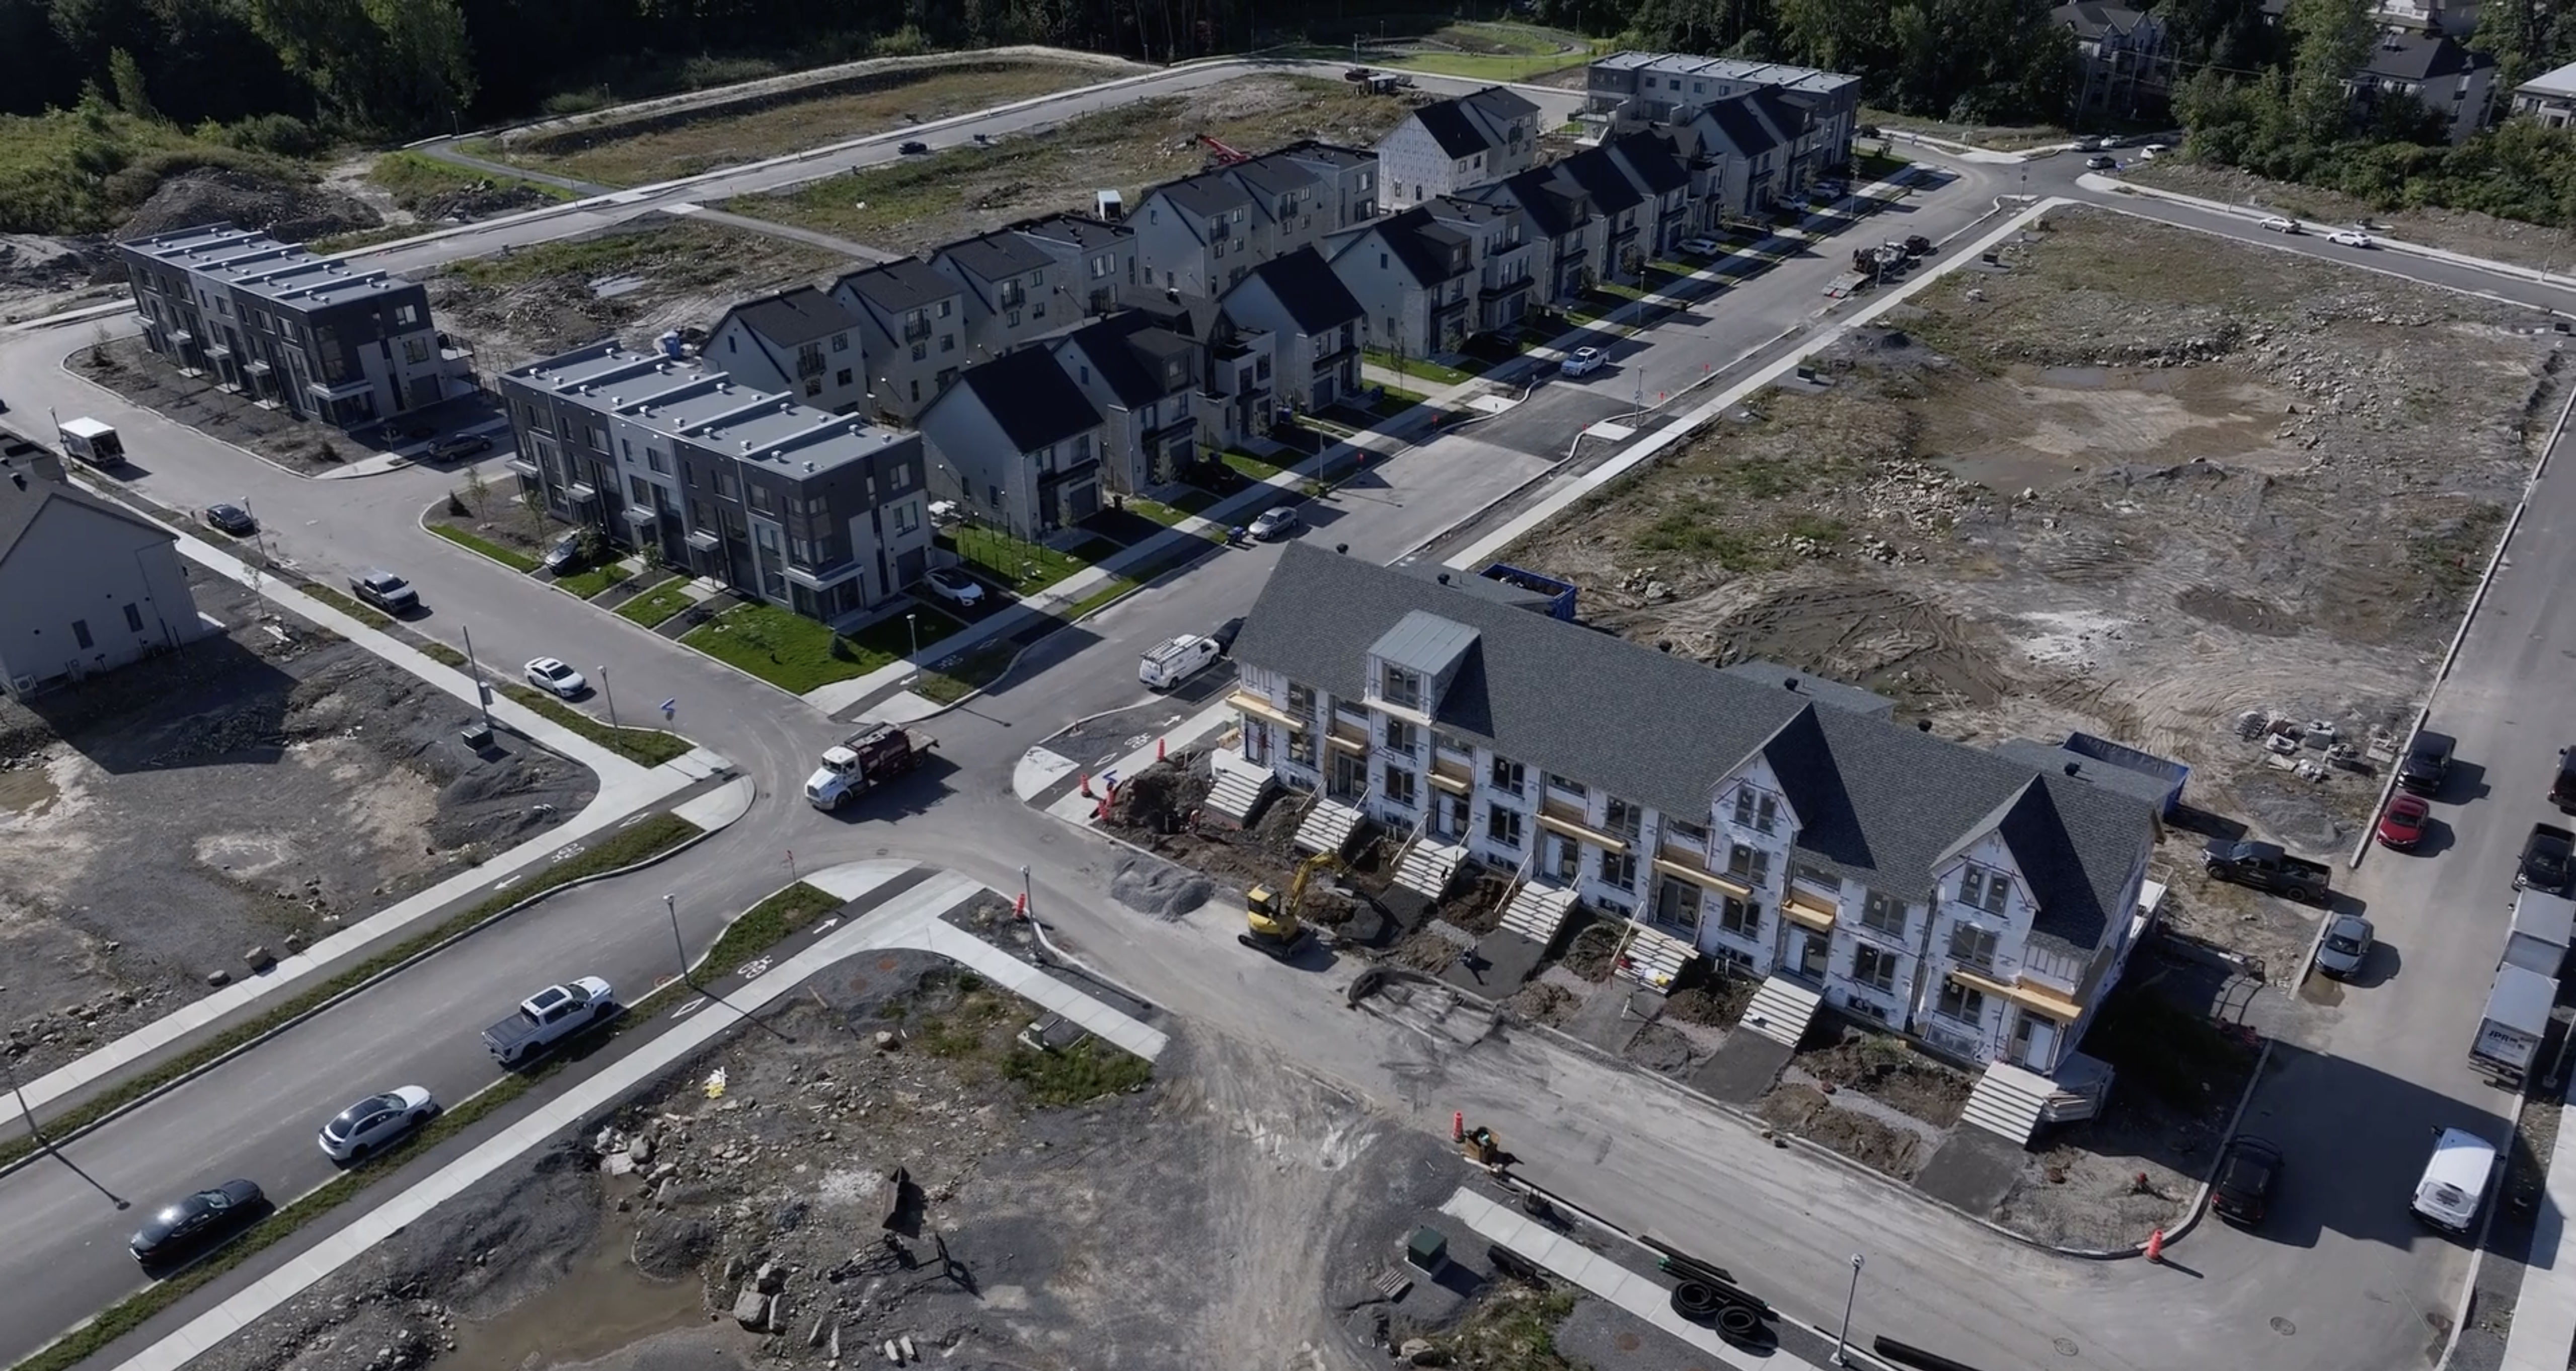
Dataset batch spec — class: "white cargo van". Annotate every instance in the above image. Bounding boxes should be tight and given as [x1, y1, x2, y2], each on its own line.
[2411, 1127, 2498, 1233]
[1140, 634, 1221, 691]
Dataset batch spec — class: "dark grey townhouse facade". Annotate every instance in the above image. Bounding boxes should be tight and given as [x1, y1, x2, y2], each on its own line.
[704, 286, 867, 415]
[1218, 247, 1365, 413]
[829, 257, 966, 425]
[932, 227, 1072, 362]
[116, 222, 468, 428]
[499, 340, 933, 624]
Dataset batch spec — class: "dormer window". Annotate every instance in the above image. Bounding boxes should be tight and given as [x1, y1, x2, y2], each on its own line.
[1959, 865, 2010, 915]
[1948, 922, 1999, 973]
[1380, 663, 1423, 710]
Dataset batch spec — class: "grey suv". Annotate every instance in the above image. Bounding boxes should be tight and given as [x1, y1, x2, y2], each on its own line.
[350, 570, 420, 615]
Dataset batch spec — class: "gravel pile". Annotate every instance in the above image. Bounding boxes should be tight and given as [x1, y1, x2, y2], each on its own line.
[1108, 853, 1211, 921]
[114, 168, 382, 245]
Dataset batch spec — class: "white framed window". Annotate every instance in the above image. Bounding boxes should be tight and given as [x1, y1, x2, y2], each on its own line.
[1851, 944, 1899, 994]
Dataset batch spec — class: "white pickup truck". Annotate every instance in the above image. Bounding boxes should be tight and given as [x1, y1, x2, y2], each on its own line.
[483, 977, 615, 1066]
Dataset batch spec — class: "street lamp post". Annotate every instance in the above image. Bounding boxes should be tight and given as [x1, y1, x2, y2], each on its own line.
[458, 624, 495, 733]
[664, 893, 688, 985]
[1832, 1253, 1864, 1366]
[906, 613, 920, 685]
[598, 665, 618, 729]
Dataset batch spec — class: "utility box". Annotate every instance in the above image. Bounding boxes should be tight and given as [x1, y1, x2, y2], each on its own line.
[1405, 1227, 1449, 1273]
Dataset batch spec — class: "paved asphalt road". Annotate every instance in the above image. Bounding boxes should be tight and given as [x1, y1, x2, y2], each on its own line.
[3, 100, 2573, 1368]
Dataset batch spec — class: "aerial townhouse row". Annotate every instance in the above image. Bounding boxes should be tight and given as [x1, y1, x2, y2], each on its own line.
[492, 51, 1862, 626]
[1228, 545, 2171, 1138]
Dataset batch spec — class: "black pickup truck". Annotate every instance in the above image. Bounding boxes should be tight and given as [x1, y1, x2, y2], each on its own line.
[2204, 839, 2332, 903]
[2519, 824, 2575, 895]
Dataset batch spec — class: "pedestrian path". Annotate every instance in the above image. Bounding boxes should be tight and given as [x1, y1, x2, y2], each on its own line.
[1439, 1187, 1824, 1371]
[106, 859, 1165, 1371]
[1022, 697, 1236, 815]
[2501, 1098, 2576, 1371]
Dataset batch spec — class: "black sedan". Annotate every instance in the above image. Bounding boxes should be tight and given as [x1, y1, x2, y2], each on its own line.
[2210, 1135, 2283, 1225]
[204, 503, 257, 537]
[130, 1178, 268, 1268]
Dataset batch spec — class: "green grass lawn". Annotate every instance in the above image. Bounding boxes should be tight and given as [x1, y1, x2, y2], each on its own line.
[426, 521, 541, 573]
[368, 150, 576, 210]
[701, 882, 845, 978]
[1368, 385, 1431, 418]
[1124, 497, 1196, 527]
[1219, 449, 1290, 481]
[299, 583, 391, 630]
[1167, 487, 1220, 515]
[1365, 348, 1480, 387]
[684, 602, 888, 693]
[914, 638, 1023, 704]
[847, 602, 966, 662]
[554, 562, 634, 599]
[944, 528, 1105, 595]
[497, 683, 695, 765]
[1065, 574, 1142, 620]
[617, 580, 699, 628]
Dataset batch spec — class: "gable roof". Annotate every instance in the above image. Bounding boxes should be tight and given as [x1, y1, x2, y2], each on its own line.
[1553, 148, 1645, 215]
[1356, 206, 1476, 288]
[1227, 246, 1365, 334]
[0, 466, 175, 570]
[937, 229, 1055, 286]
[1148, 170, 1253, 227]
[1475, 170, 1592, 239]
[712, 286, 860, 349]
[835, 257, 956, 316]
[952, 347, 1101, 452]
[2362, 31, 2486, 82]
[1461, 86, 1541, 127]
[1689, 93, 1782, 158]
[1232, 545, 2153, 952]
[1059, 312, 1195, 407]
[1607, 131, 1691, 195]
[1409, 98, 1499, 159]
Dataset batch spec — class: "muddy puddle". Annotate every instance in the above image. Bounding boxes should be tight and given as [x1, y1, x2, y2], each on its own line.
[0, 767, 58, 818]
[445, 1222, 705, 1369]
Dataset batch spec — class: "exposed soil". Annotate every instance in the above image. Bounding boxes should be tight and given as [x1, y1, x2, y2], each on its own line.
[1555, 919, 1620, 982]
[1660, 971, 1755, 1030]
[190, 953, 1463, 1371]
[0, 565, 595, 1078]
[424, 219, 858, 375]
[734, 75, 1425, 258]
[2125, 157, 2576, 278]
[114, 167, 383, 245]
[1502, 205, 2548, 863]
[1793, 1018, 1977, 1129]
[66, 335, 504, 473]
[1505, 978, 1586, 1029]
[0, 233, 121, 322]
[1757, 1084, 1926, 1180]
[1435, 866, 1516, 936]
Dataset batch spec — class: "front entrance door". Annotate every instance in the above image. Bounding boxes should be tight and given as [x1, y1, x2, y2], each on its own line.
[1790, 930, 1829, 983]
[2012, 1012, 2059, 1071]
[1653, 878, 1702, 937]
[1328, 749, 1366, 799]
[1433, 791, 1469, 840]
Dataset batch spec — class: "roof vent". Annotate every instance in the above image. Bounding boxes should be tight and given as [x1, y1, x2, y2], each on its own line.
[1917, 719, 1932, 732]
[806, 461, 817, 472]
[1657, 641, 1671, 653]
[1336, 544, 1349, 555]
[2065, 761, 2082, 777]
[740, 439, 752, 451]
[1436, 572, 1451, 584]
[1783, 677, 1799, 691]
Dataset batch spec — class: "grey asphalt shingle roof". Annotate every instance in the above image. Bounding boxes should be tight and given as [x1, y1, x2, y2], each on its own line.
[1152, 173, 1252, 227]
[1059, 313, 1193, 408]
[715, 286, 859, 349]
[2362, 33, 2484, 82]
[1411, 99, 1495, 159]
[2051, 1, 2147, 40]
[0, 465, 172, 570]
[1230, 246, 1365, 334]
[1476, 170, 1590, 239]
[1553, 148, 1644, 216]
[1462, 86, 1540, 126]
[1608, 131, 1691, 195]
[1691, 94, 1781, 158]
[835, 258, 955, 316]
[953, 347, 1101, 453]
[1233, 545, 2154, 953]
[1363, 207, 1473, 288]
[938, 230, 1055, 285]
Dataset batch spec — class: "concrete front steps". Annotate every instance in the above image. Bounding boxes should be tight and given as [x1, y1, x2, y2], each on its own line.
[1498, 881, 1579, 947]
[1203, 763, 1276, 829]
[1294, 796, 1369, 857]
[1614, 923, 1697, 989]
[1737, 976, 1824, 1048]
[1394, 837, 1470, 900]
[1961, 1056, 2111, 1145]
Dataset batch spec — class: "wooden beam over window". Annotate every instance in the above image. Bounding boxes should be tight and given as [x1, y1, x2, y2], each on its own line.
[1948, 967, 2081, 1022]
[1651, 857, 1748, 897]
[1538, 810, 1628, 854]
[1227, 690, 1300, 730]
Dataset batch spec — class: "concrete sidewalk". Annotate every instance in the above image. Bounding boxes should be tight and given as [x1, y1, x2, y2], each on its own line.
[107, 860, 1165, 1371]
[2077, 172, 2574, 293]
[2501, 1098, 2576, 1371]
[13, 523, 737, 1120]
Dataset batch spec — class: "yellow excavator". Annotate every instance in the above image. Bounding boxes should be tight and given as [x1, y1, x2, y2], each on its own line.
[1243, 851, 1342, 958]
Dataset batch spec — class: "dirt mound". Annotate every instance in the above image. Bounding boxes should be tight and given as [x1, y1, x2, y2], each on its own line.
[1109, 853, 1211, 921]
[115, 168, 382, 245]
[0, 235, 102, 291]
[416, 181, 550, 223]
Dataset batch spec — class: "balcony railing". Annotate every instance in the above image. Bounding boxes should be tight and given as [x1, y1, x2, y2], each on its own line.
[902, 320, 932, 343]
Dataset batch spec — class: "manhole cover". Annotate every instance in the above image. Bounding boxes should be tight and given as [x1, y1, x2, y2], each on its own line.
[1612, 1333, 1641, 1352]
[2271, 1318, 2296, 1336]
[876, 956, 899, 971]
[2054, 1337, 2080, 1356]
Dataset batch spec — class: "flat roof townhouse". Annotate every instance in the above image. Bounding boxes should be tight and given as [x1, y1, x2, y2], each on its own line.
[116, 222, 469, 429]
[1132, 142, 1379, 298]
[704, 287, 868, 415]
[830, 257, 966, 426]
[1216, 247, 1367, 414]
[914, 346, 1108, 542]
[1374, 86, 1542, 209]
[1226, 546, 2163, 1133]
[499, 341, 933, 625]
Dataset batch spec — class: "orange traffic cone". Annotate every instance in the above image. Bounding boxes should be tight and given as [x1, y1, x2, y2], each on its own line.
[1079, 773, 1092, 798]
[1453, 1112, 1465, 1142]
[1157, 737, 1166, 761]
[2145, 1228, 2164, 1263]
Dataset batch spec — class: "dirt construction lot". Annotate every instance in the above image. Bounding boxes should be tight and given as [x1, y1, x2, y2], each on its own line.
[426, 220, 855, 375]
[1504, 204, 2550, 868]
[185, 947, 1503, 1371]
[735, 75, 1424, 258]
[0, 566, 594, 1078]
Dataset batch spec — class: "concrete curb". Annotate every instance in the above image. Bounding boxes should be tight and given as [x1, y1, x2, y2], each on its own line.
[0, 798, 743, 1184]
[52, 343, 352, 485]
[2097, 175, 2576, 292]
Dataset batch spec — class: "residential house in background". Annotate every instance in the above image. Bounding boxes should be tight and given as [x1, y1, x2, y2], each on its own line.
[0, 441, 205, 698]
[1225, 545, 2164, 1134]
[2350, 30, 2497, 141]
[1006, 213, 1141, 316]
[2256, 0, 2478, 36]
[704, 286, 867, 414]
[1094, 285, 1273, 450]
[1583, 52, 1862, 173]
[1131, 142, 1379, 297]
[497, 340, 933, 624]
[831, 258, 965, 424]
[1659, 95, 1790, 223]
[1602, 131, 1695, 258]
[1547, 146, 1652, 282]
[1219, 247, 1366, 413]
[2052, 3, 2173, 119]
[932, 227, 1073, 362]
[1373, 86, 1542, 208]
[1468, 170, 1599, 300]
[914, 347, 1108, 540]
[2514, 58, 2576, 126]
[116, 222, 471, 429]
[1327, 203, 1482, 359]
[1054, 311, 1206, 492]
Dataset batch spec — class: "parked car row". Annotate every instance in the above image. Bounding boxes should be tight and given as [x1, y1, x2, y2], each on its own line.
[134, 976, 614, 1274]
